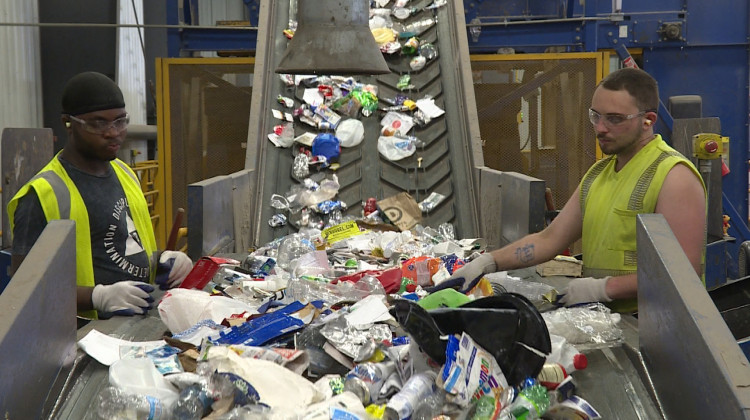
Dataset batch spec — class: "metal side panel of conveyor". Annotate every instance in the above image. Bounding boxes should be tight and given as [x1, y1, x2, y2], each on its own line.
[0, 220, 77, 419]
[637, 214, 750, 419]
[245, 0, 483, 247]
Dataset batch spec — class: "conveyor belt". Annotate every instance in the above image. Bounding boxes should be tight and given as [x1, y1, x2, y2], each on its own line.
[245, 0, 483, 247]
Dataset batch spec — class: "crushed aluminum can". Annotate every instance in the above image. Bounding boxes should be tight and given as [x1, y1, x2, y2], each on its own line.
[268, 213, 287, 228]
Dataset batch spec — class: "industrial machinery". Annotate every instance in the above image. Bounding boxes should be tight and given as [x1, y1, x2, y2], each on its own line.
[2, 1, 750, 418]
[167, 0, 750, 287]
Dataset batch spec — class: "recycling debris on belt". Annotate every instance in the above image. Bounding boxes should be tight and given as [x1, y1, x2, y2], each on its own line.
[75, 0, 626, 418]
[79, 209, 623, 419]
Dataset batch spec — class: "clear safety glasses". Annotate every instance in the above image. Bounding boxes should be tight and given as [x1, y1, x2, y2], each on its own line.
[68, 114, 130, 135]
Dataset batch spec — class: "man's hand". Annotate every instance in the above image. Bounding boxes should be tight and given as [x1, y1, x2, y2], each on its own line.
[156, 251, 193, 289]
[92, 281, 154, 316]
[433, 253, 497, 292]
[559, 277, 612, 306]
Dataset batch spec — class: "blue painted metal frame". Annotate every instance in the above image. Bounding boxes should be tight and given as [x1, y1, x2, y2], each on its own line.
[167, 0, 260, 57]
[166, 0, 749, 285]
[463, 0, 748, 220]
[463, 0, 750, 285]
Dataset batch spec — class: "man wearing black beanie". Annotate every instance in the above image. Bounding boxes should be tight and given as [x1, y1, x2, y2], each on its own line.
[8, 72, 193, 320]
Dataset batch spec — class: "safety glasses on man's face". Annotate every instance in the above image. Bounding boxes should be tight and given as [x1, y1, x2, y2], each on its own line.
[68, 114, 129, 135]
[588, 108, 645, 128]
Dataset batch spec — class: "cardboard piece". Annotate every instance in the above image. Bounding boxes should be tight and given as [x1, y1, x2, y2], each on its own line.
[536, 255, 583, 277]
[378, 192, 422, 231]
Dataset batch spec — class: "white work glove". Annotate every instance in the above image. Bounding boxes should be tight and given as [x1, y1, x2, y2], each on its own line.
[559, 276, 612, 307]
[432, 253, 497, 293]
[156, 251, 193, 289]
[92, 281, 155, 317]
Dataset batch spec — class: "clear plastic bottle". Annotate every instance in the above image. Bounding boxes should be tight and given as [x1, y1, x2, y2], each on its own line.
[506, 384, 550, 420]
[93, 386, 168, 420]
[172, 384, 213, 420]
[411, 388, 445, 420]
[276, 233, 315, 270]
[546, 334, 588, 374]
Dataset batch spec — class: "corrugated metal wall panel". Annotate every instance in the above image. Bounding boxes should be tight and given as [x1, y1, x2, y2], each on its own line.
[0, 0, 43, 131]
[198, 0, 246, 25]
[117, 0, 147, 163]
[197, 0, 247, 57]
[0, 0, 43, 234]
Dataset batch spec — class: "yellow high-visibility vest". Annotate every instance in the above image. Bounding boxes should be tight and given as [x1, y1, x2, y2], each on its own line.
[8, 153, 157, 319]
[579, 135, 705, 313]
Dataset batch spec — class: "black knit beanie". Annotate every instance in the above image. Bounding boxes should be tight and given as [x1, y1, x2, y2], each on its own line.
[61, 72, 125, 116]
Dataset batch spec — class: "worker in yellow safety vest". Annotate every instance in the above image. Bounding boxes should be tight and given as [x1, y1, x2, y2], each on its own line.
[446, 67, 707, 313]
[8, 71, 193, 319]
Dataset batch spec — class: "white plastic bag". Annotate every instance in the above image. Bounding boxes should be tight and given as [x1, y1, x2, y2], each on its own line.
[109, 358, 179, 408]
[378, 135, 417, 161]
[157, 288, 258, 334]
[336, 118, 365, 147]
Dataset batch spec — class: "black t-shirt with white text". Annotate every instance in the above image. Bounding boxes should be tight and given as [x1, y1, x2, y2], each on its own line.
[11, 157, 150, 285]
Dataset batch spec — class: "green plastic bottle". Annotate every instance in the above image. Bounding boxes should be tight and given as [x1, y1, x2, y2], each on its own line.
[508, 384, 550, 420]
[471, 395, 497, 420]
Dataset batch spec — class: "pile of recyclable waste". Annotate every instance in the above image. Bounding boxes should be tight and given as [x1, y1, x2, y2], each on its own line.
[77, 0, 626, 417]
[80, 218, 624, 419]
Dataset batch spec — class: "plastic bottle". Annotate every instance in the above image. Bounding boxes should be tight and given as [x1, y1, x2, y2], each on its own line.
[471, 395, 498, 420]
[537, 360, 586, 390]
[506, 384, 550, 420]
[276, 233, 315, 270]
[93, 386, 168, 420]
[172, 384, 214, 420]
[546, 334, 588, 374]
[412, 388, 446, 420]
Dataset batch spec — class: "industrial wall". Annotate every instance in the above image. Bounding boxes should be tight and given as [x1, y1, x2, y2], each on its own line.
[0, 0, 43, 132]
[37, 0, 168, 148]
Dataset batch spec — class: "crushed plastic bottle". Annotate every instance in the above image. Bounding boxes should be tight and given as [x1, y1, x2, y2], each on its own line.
[471, 395, 499, 420]
[276, 233, 315, 270]
[503, 383, 550, 420]
[92, 386, 168, 420]
[411, 388, 446, 420]
[172, 384, 213, 420]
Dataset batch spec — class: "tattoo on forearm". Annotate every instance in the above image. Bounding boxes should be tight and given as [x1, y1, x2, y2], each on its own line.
[515, 244, 535, 263]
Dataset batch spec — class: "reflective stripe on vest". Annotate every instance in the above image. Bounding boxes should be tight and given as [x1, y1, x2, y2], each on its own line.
[8, 155, 158, 319]
[579, 157, 612, 220]
[580, 149, 686, 269]
[33, 171, 71, 219]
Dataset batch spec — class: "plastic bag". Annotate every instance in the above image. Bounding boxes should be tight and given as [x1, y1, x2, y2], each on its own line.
[295, 175, 341, 207]
[378, 135, 417, 161]
[108, 358, 179, 408]
[542, 303, 623, 349]
[336, 118, 365, 147]
[484, 272, 556, 304]
[158, 288, 258, 334]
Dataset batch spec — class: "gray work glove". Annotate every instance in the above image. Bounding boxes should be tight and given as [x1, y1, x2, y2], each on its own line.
[92, 281, 155, 316]
[559, 276, 612, 306]
[156, 251, 193, 289]
[430, 253, 497, 293]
